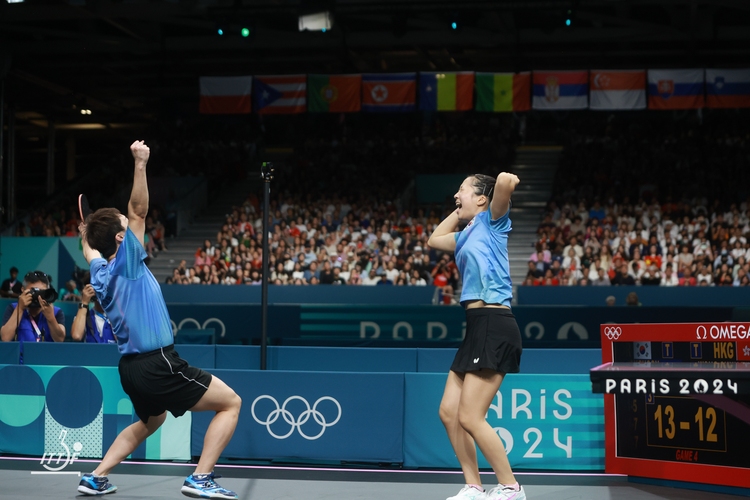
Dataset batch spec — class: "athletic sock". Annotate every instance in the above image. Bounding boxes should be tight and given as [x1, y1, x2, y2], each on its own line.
[468, 484, 484, 492]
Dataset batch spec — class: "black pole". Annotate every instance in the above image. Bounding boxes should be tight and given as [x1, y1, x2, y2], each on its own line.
[260, 162, 274, 370]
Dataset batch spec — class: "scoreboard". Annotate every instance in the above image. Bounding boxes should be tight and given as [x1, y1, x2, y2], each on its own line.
[590, 323, 750, 489]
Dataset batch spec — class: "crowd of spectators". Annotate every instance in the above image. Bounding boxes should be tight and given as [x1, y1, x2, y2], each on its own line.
[526, 110, 750, 287]
[164, 113, 521, 295]
[168, 194, 462, 300]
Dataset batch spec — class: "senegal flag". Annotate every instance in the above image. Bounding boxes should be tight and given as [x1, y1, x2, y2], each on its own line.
[475, 72, 531, 112]
[308, 74, 362, 112]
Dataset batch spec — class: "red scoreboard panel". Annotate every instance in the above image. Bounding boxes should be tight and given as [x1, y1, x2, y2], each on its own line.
[590, 322, 750, 489]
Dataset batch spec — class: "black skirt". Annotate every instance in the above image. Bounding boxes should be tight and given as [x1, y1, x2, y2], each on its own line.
[450, 307, 522, 374]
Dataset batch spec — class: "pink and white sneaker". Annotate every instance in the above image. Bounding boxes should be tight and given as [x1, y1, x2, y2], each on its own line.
[486, 484, 526, 500]
[446, 484, 487, 500]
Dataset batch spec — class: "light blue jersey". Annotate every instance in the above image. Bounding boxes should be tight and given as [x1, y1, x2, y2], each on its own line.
[90, 227, 173, 354]
[454, 208, 513, 307]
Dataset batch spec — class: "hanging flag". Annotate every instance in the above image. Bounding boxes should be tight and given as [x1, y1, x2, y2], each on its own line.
[308, 74, 362, 113]
[589, 70, 646, 110]
[199, 76, 253, 114]
[362, 73, 416, 112]
[475, 72, 530, 112]
[648, 69, 704, 110]
[419, 72, 474, 111]
[253, 74, 306, 114]
[532, 71, 588, 110]
[706, 69, 750, 109]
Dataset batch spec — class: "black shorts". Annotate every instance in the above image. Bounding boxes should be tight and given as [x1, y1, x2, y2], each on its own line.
[450, 308, 522, 374]
[118, 344, 212, 423]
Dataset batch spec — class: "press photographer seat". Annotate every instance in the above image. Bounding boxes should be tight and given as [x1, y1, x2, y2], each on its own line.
[175, 328, 215, 345]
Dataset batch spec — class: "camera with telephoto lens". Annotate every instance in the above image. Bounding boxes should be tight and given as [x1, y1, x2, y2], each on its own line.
[29, 287, 58, 306]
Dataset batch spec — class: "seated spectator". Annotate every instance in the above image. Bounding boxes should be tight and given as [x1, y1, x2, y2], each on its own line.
[0, 267, 22, 298]
[625, 292, 641, 306]
[661, 265, 679, 286]
[591, 268, 611, 286]
[679, 268, 697, 286]
[611, 264, 636, 286]
[61, 280, 82, 302]
[696, 265, 713, 286]
[640, 264, 662, 286]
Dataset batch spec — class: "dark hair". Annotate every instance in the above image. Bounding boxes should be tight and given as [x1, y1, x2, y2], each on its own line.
[469, 174, 495, 200]
[24, 270, 50, 286]
[85, 207, 123, 260]
[10, 267, 18, 274]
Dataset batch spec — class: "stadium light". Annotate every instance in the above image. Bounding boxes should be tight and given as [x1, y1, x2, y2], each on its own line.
[298, 11, 332, 32]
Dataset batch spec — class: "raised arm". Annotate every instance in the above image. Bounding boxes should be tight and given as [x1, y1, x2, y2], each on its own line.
[490, 172, 520, 221]
[427, 210, 460, 253]
[128, 140, 151, 246]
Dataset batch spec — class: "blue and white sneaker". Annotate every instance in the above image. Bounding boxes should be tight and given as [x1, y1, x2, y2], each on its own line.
[181, 472, 238, 499]
[78, 473, 117, 495]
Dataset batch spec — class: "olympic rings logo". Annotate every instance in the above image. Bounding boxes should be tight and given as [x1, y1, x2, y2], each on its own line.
[604, 326, 622, 340]
[251, 395, 342, 440]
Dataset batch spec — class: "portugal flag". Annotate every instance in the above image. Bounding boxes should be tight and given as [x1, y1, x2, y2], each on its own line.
[308, 74, 362, 113]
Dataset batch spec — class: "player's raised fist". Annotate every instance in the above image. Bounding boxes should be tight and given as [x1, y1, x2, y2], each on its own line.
[130, 140, 150, 163]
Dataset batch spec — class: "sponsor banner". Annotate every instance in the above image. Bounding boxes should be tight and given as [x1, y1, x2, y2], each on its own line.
[0, 364, 189, 460]
[601, 322, 750, 344]
[193, 370, 404, 463]
[165, 304, 301, 342]
[298, 305, 733, 346]
[404, 373, 604, 470]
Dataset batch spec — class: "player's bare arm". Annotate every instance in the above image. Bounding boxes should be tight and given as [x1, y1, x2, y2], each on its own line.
[428, 210, 459, 253]
[490, 172, 519, 221]
[128, 140, 150, 246]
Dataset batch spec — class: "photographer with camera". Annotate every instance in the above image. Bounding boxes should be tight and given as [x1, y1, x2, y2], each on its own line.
[0, 271, 66, 346]
[70, 272, 115, 344]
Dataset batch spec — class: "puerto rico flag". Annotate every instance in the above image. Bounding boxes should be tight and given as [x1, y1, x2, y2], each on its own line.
[590, 70, 646, 110]
[362, 73, 416, 112]
[648, 69, 704, 110]
[253, 74, 306, 114]
[706, 69, 750, 109]
[532, 71, 588, 110]
[199, 76, 253, 114]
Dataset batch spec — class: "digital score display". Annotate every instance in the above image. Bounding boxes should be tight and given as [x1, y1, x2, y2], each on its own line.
[593, 323, 750, 489]
[614, 393, 750, 469]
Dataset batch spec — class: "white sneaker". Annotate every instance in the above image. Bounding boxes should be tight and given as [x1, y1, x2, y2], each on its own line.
[446, 485, 487, 500]
[486, 484, 526, 500]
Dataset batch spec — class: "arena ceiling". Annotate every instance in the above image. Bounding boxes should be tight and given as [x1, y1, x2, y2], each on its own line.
[1, 0, 750, 130]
